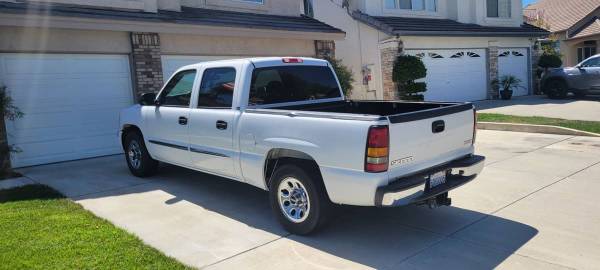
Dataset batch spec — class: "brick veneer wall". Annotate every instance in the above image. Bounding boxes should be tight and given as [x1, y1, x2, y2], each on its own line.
[488, 46, 499, 99]
[315, 40, 336, 59]
[131, 33, 164, 96]
[380, 39, 403, 100]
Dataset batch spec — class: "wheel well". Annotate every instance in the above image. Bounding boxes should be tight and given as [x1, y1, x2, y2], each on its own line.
[264, 149, 326, 193]
[121, 124, 142, 150]
[543, 77, 568, 90]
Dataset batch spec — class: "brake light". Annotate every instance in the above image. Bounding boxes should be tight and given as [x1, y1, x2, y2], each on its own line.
[365, 125, 389, 173]
[282, 58, 303, 63]
[473, 109, 477, 145]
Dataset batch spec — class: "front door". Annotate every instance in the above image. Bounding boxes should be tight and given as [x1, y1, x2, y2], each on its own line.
[143, 69, 197, 166]
[188, 67, 238, 178]
[578, 57, 600, 91]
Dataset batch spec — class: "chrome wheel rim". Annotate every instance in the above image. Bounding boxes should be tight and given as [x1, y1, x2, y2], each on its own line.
[278, 177, 310, 223]
[128, 140, 142, 169]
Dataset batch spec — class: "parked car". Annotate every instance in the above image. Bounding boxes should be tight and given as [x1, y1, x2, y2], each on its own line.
[119, 57, 485, 235]
[542, 54, 600, 99]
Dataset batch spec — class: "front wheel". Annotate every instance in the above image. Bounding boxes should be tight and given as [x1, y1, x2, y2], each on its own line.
[124, 131, 158, 177]
[545, 80, 568, 99]
[269, 164, 331, 235]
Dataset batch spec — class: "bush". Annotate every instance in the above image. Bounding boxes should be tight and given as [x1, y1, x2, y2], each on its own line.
[325, 57, 354, 96]
[392, 55, 427, 100]
[538, 54, 562, 69]
[1, 86, 24, 178]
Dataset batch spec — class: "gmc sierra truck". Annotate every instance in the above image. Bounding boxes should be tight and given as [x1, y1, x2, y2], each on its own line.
[119, 57, 485, 235]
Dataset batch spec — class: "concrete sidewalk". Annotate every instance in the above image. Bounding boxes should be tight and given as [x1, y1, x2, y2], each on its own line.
[18, 130, 600, 269]
[474, 95, 600, 121]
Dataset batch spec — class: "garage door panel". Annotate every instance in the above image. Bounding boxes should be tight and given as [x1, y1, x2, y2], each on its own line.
[498, 48, 529, 96]
[1, 53, 133, 167]
[407, 49, 487, 102]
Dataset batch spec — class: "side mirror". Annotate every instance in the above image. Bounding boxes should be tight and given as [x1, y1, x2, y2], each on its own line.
[139, 92, 157, 106]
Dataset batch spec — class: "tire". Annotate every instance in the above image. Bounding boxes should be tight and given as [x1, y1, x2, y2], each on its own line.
[269, 163, 331, 235]
[545, 79, 568, 99]
[573, 91, 587, 98]
[124, 131, 158, 177]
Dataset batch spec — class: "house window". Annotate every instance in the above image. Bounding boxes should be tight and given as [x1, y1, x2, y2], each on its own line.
[577, 41, 597, 63]
[303, 0, 314, 17]
[385, 0, 437, 12]
[239, 0, 264, 4]
[487, 0, 511, 18]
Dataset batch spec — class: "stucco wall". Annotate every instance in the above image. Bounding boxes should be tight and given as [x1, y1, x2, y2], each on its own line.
[160, 33, 315, 57]
[401, 36, 534, 50]
[0, 26, 131, 53]
[181, 0, 300, 16]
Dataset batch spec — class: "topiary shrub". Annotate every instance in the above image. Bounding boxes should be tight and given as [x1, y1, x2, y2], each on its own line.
[1, 86, 24, 179]
[538, 54, 562, 69]
[393, 55, 427, 100]
[325, 57, 354, 96]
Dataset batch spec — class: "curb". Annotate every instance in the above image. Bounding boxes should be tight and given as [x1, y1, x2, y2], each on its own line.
[477, 122, 600, 137]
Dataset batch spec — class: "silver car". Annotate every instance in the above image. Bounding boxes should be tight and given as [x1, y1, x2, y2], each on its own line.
[541, 54, 600, 99]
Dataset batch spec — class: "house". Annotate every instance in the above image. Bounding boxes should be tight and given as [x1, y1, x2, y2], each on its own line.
[0, 0, 344, 168]
[524, 0, 600, 66]
[309, 0, 548, 101]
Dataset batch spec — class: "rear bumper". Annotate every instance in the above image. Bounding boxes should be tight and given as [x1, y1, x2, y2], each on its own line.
[375, 155, 485, 207]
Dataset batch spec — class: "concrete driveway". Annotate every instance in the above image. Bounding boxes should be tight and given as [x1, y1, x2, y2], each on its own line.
[18, 130, 600, 270]
[474, 95, 600, 121]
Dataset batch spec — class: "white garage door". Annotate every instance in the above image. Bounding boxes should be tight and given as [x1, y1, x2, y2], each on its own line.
[162, 55, 241, 80]
[406, 49, 488, 102]
[0, 54, 133, 167]
[498, 48, 530, 96]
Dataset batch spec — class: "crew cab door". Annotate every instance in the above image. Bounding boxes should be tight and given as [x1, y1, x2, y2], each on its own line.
[188, 67, 238, 178]
[142, 69, 196, 166]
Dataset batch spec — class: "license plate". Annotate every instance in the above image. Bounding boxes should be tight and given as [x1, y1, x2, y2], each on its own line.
[429, 171, 447, 188]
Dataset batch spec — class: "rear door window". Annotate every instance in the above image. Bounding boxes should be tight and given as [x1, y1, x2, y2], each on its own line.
[249, 66, 341, 106]
[198, 68, 236, 108]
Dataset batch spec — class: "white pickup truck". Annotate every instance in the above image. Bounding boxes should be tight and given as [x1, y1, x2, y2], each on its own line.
[119, 57, 485, 234]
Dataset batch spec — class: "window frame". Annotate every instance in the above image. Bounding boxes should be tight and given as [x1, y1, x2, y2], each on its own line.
[157, 69, 198, 108]
[486, 0, 512, 19]
[196, 67, 238, 109]
[384, 0, 438, 13]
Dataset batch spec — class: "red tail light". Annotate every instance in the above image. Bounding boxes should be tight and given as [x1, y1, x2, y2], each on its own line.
[473, 109, 477, 145]
[282, 58, 303, 63]
[365, 125, 389, 173]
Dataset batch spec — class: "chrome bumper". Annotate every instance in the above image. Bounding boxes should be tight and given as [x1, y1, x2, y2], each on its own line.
[375, 155, 485, 207]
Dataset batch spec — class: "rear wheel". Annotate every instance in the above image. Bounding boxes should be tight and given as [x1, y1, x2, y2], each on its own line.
[545, 79, 568, 99]
[124, 131, 158, 177]
[269, 164, 331, 235]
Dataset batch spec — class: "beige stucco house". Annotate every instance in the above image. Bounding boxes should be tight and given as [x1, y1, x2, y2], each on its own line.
[309, 0, 547, 101]
[524, 0, 600, 67]
[0, 0, 344, 168]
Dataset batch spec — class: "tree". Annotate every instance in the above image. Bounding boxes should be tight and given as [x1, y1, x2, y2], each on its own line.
[393, 55, 428, 100]
[1, 86, 24, 178]
[325, 57, 354, 96]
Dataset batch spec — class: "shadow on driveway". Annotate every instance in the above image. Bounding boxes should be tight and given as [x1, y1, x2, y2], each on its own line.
[21, 156, 539, 269]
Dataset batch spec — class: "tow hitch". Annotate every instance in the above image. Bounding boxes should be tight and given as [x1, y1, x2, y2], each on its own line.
[420, 192, 452, 209]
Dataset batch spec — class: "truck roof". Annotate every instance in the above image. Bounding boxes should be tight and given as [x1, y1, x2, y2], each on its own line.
[177, 57, 329, 71]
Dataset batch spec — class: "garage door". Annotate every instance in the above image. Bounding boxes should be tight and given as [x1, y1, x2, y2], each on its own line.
[162, 55, 241, 80]
[406, 49, 487, 102]
[0, 54, 133, 167]
[498, 48, 530, 96]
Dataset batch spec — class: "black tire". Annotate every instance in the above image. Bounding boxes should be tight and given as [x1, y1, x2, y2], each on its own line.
[573, 91, 587, 98]
[124, 131, 158, 177]
[269, 163, 331, 235]
[545, 79, 568, 99]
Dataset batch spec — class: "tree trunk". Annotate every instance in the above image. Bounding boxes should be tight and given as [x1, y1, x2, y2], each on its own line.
[0, 110, 12, 178]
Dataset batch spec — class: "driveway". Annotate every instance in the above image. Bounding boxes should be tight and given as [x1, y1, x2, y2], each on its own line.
[474, 95, 600, 121]
[18, 130, 600, 269]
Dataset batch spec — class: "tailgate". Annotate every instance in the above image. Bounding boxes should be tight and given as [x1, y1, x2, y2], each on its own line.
[386, 104, 475, 180]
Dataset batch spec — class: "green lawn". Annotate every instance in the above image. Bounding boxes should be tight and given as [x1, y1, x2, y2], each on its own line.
[478, 113, 600, 134]
[0, 185, 190, 270]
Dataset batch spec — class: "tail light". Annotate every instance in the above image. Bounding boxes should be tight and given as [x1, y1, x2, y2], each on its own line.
[365, 125, 389, 173]
[472, 109, 477, 145]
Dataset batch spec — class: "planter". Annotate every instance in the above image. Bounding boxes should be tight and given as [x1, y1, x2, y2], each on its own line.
[500, 90, 513, 100]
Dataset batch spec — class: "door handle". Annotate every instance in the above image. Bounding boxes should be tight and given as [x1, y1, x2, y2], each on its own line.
[216, 120, 228, 130]
[178, 116, 188, 125]
[432, 120, 445, 133]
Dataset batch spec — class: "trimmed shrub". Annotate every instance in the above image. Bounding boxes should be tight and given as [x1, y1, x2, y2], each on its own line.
[538, 54, 562, 69]
[393, 55, 427, 100]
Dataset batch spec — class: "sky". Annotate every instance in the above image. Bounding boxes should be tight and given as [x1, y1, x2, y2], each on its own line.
[523, 0, 538, 7]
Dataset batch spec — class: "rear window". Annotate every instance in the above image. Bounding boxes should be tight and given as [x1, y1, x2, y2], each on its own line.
[249, 66, 341, 106]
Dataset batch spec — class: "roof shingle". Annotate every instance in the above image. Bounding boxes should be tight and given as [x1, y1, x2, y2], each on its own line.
[352, 12, 548, 37]
[0, 1, 345, 34]
[524, 0, 600, 32]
